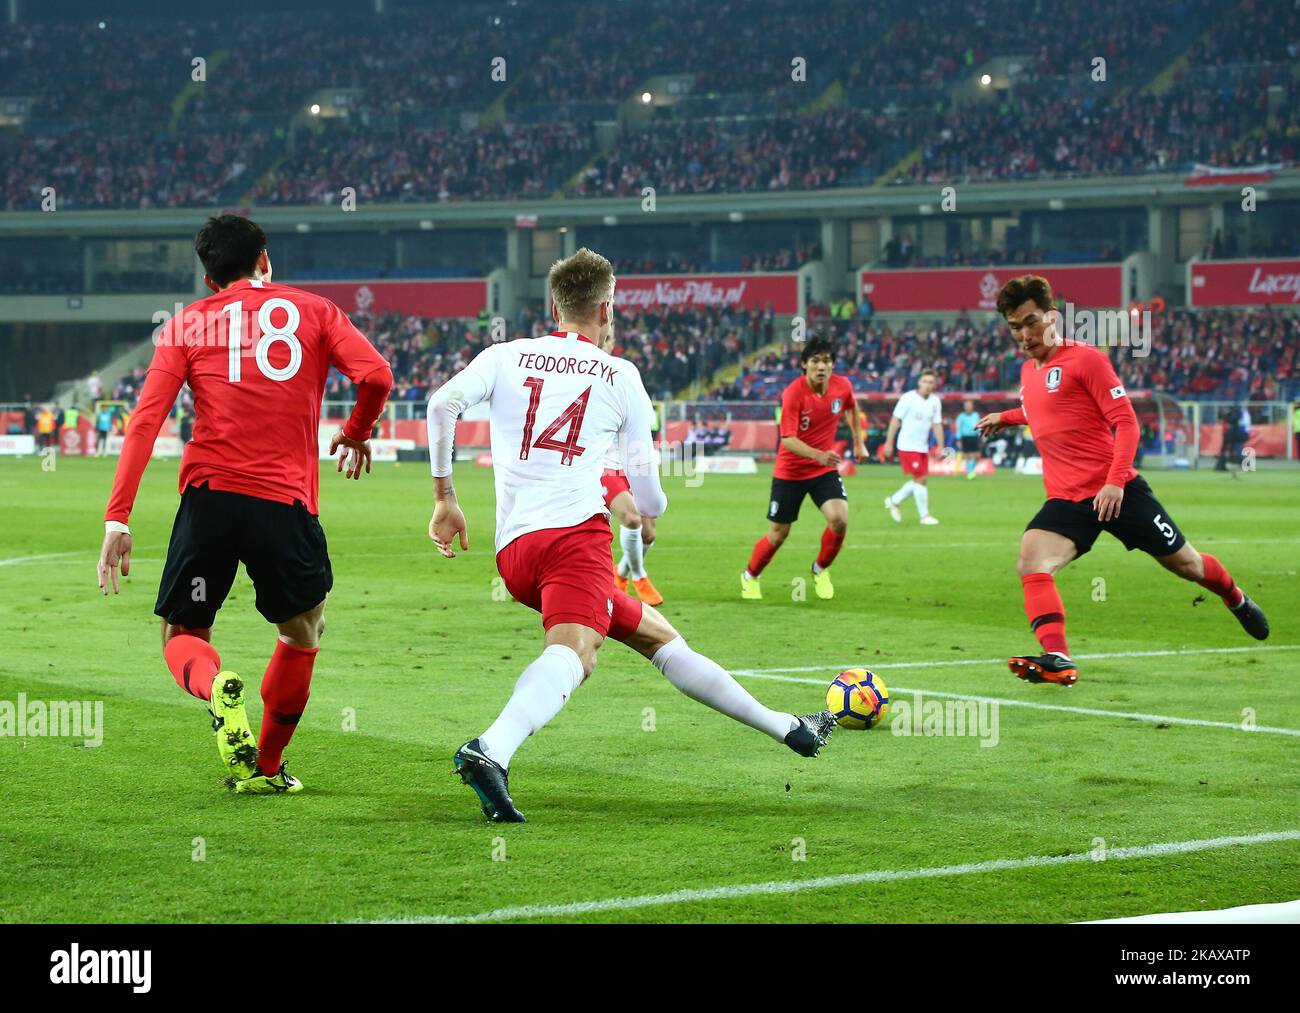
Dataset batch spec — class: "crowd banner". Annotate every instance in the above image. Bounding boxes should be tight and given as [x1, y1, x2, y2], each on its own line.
[859, 264, 1122, 312]
[1188, 258, 1300, 307]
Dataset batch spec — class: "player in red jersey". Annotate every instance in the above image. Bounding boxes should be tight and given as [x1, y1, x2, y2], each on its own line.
[95, 215, 393, 790]
[978, 275, 1269, 687]
[741, 336, 867, 601]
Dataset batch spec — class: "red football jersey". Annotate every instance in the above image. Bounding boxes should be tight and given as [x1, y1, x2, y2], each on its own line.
[105, 278, 392, 522]
[774, 373, 856, 481]
[1001, 343, 1138, 501]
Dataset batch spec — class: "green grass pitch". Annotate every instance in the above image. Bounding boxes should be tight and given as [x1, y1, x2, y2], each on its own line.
[1, 455, 1297, 923]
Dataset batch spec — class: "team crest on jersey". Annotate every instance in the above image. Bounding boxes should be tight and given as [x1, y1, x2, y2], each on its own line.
[1045, 366, 1063, 391]
[831, 398, 842, 414]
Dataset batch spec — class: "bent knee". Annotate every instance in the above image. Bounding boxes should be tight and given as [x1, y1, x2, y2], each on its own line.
[1016, 555, 1057, 578]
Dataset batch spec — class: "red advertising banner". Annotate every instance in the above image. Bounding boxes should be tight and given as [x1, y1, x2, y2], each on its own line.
[859, 265, 1122, 312]
[1188, 258, 1300, 307]
[293, 278, 487, 317]
[613, 273, 798, 313]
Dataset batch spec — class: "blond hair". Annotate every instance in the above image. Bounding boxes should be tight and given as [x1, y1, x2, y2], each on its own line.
[548, 247, 615, 321]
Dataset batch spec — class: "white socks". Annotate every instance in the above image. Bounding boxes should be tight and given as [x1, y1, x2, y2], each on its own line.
[890, 480, 915, 505]
[480, 644, 584, 768]
[914, 483, 929, 518]
[651, 636, 797, 742]
[618, 524, 646, 579]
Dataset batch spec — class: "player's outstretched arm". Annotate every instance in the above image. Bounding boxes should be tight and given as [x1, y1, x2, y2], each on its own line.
[425, 349, 495, 558]
[325, 304, 394, 481]
[977, 407, 1024, 436]
[881, 415, 901, 457]
[429, 476, 468, 558]
[781, 435, 840, 466]
[847, 403, 868, 458]
[98, 367, 182, 595]
[622, 382, 668, 518]
[328, 430, 373, 480]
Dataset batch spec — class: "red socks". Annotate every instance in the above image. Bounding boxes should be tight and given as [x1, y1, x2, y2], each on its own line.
[1198, 553, 1243, 607]
[257, 641, 319, 775]
[747, 534, 779, 577]
[163, 635, 219, 702]
[1021, 572, 1069, 656]
[816, 527, 846, 570]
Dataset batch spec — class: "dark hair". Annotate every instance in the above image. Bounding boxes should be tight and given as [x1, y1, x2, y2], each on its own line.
[195, 215, 267, 286]
[800, 335, 834, 364]
[996, 274, 1054, 317]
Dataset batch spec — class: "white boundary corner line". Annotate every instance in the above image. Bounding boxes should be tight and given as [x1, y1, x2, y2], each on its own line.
[730, 644, 1300, 738]
[376, 830, 1300, 924]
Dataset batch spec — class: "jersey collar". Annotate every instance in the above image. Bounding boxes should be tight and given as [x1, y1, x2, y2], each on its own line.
[551, 329, 597, 346]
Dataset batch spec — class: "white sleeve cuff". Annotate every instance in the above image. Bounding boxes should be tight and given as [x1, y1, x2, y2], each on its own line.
[105, 520, 130, 535]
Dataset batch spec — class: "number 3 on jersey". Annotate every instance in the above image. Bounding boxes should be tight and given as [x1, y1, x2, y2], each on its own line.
[520, 377, 590, 465]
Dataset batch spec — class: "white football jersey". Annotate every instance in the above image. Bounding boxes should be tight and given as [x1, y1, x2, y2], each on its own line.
[427, 330, 666, 552]
[893, 389, 942, 453]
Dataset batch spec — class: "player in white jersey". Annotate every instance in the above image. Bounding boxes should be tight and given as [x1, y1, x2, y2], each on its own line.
[596, 330, 663, 605]
[883, 368, 944, 525]
[426, 249, 835, 823]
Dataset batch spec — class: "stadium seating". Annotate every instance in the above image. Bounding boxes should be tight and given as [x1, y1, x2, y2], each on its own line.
[4, 0, 1293, 209]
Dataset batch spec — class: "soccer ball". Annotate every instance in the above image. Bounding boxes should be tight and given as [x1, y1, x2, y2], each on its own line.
[826, 668, 889, 730]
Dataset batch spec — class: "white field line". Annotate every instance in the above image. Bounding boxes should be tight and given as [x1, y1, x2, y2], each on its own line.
[0, 550, 87, 567]
[736, 672, 1300, 737]
[731, 643, 1300, 675]
[373, 830, 1300, 925]
[730, 644, 1300, 737]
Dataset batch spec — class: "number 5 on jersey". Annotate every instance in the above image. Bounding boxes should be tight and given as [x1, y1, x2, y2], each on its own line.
[520, 377, 590, 465]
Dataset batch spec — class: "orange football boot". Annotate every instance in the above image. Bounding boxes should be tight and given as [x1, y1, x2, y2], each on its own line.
[632, 576, 663, 606]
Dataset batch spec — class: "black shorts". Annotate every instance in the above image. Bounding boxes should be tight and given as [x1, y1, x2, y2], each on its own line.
[767, 470, 847, 524]
[1026, 474, 1186, 559]
[959, 435, 981, 454]
[155, 484, 333, 629]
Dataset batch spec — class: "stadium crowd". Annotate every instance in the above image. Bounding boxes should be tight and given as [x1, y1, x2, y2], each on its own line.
[7, 0, 1296, 210]
[707, 308, 1300, 404]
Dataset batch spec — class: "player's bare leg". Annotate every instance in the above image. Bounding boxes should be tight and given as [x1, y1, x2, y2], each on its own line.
[619, 605, 834, 757]
[811, 498, 847, 600]
[233, 600, 326, 794]
[1010, 529, 1080, 686]
[1155, 540, 1269, 640]
[743, 521, 789, 599]
[160, 620, 259, 780]
[611, 490, 661, 605]
[457, 623, 601, 823]
[640, 514, 659, 597]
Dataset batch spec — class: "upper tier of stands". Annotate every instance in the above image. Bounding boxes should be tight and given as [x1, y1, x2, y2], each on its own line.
[3, 0, 1294, 210]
